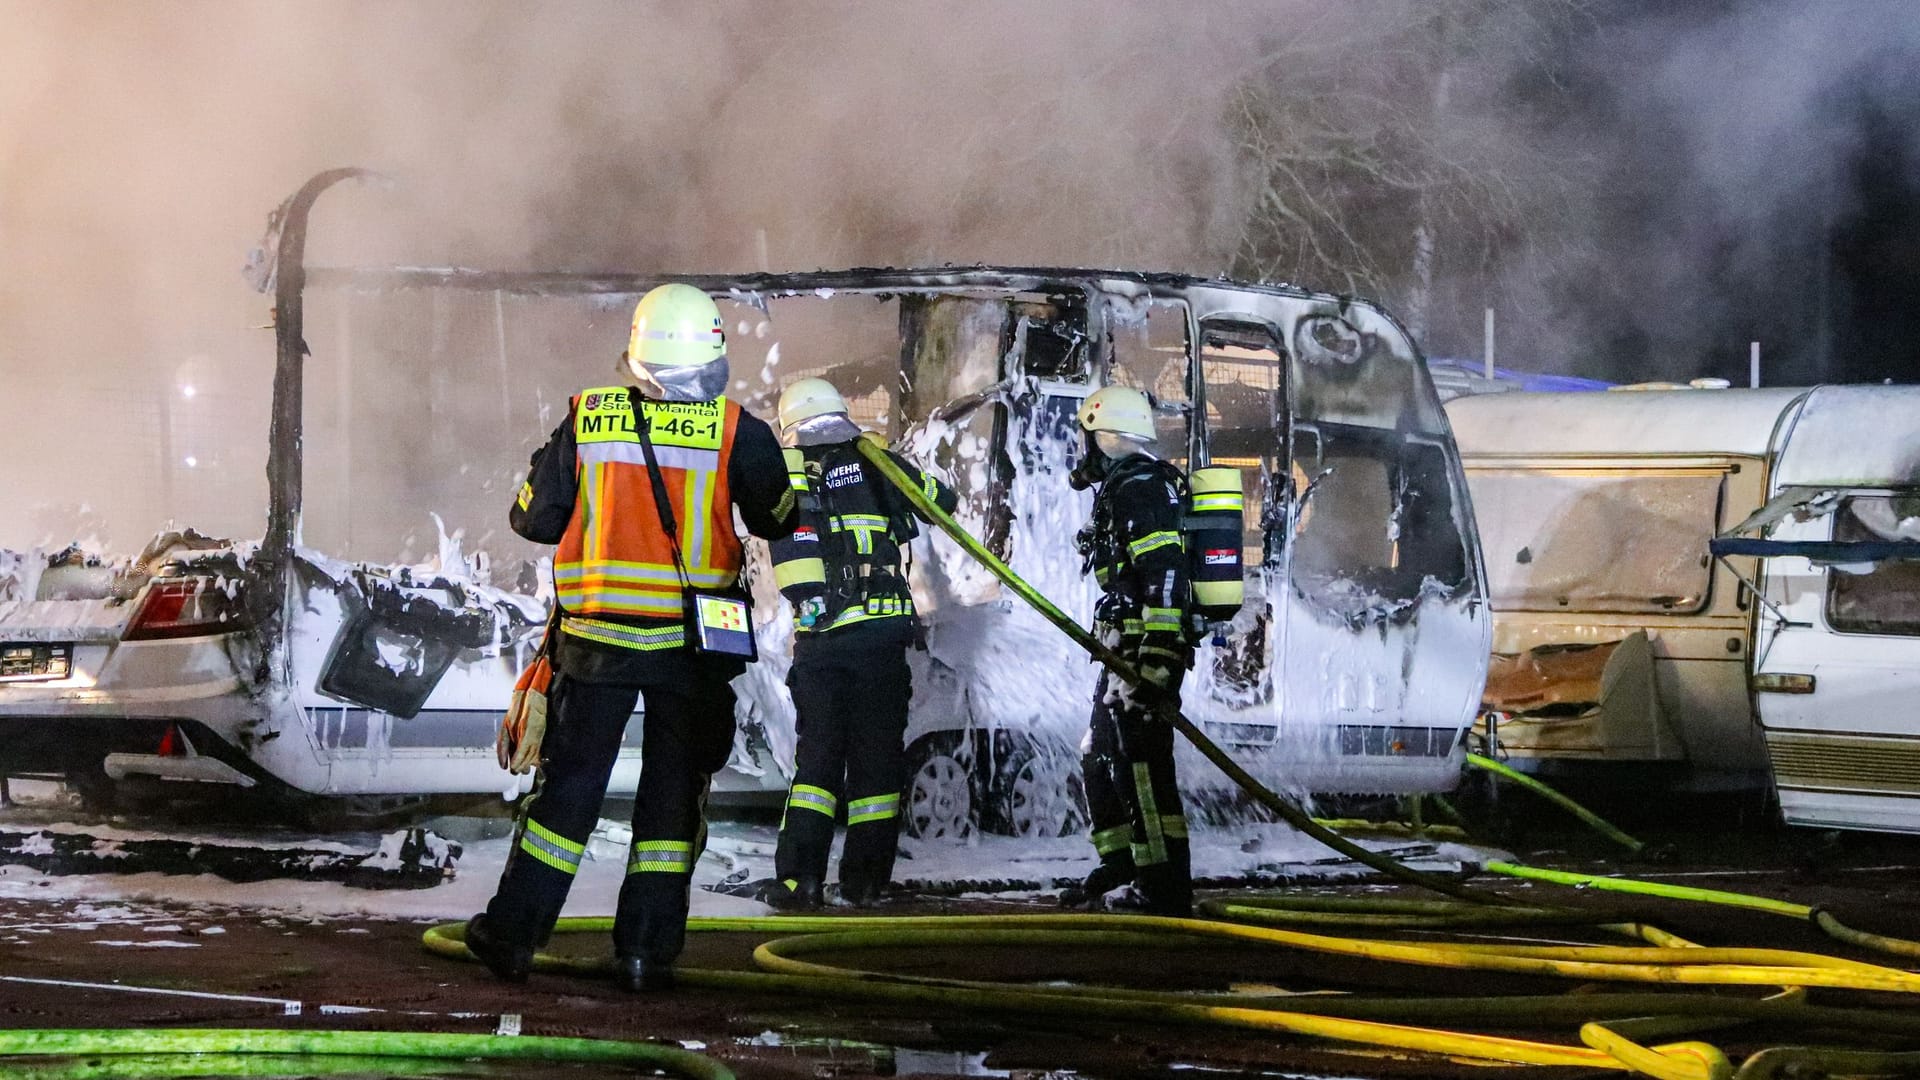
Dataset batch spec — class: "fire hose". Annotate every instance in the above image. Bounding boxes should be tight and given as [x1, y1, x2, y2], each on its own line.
[0, 1028, 733, 1080]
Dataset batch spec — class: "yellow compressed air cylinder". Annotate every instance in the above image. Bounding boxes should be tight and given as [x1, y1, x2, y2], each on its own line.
[1185, 466, 1245, 621]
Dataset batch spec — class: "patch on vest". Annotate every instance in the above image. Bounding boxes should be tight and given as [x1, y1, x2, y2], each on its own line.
[825, 462, 863, 489]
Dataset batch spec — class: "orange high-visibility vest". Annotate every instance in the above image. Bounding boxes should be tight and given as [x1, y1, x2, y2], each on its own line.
[553, 386, 744, 651]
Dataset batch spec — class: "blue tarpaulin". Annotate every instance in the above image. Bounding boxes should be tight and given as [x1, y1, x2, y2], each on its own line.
[1428, 358, 1613, 393]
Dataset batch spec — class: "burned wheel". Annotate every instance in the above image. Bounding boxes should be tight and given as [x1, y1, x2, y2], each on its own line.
[904, 735, 975, 841]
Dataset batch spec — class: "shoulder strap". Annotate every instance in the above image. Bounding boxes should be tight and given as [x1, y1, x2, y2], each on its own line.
[633, 398, 692, 593]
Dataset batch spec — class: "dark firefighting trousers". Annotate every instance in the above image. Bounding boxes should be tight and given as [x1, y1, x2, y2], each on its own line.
[483, 670, 736, 966]
[1081, 668, 1192, 916]
[773, 638, 912, 895]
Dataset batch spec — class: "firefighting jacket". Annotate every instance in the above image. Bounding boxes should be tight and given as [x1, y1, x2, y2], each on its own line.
[511, 385, 795, 679]
[1080, 454, 1192, 670]
[767, 438, 956, 640]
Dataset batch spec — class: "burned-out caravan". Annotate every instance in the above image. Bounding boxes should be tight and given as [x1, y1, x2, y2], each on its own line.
[0, 170, 1488, 831]
[1714, 385, 1920, 834]
[1445, 387, 1807, 793]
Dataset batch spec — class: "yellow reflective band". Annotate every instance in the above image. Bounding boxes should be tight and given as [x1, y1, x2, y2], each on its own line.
[1128, 531, 1182, 559]
[773, 557, 827, 589]
[922, 473, 939, 501]
[561, 617, 686, 652]
[516, 482, 533, 511]
[1190, 493, 1244, 512]
[1091, 824, 1134, 856]
[773, 489, 796, 521]
[789, 472, 810, 492]
[526, 818, 586, 855]
[519, 818, 586, 875]
[846, 793, 899, 825]
[811, 603, 911, 633]
[555, 561, 734, 587]
[627, 839, 694, 875]
[1188, 466, 1243, 495]
[787, 784, 838, 818]
[1139, 644, 1185, 663]
[1142, 606, 1183, 633]
[1134, 762, 1168, 867]
[1192, 579, 1245, 606]
[831, 514, 890, 529]
[1161, 813, 1189, 840]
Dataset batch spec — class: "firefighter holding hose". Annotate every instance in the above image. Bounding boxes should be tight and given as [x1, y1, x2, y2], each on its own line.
[473, 283, 796, 991]
[760, 377, 956, 909]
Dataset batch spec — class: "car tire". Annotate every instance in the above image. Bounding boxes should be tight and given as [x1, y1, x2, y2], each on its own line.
[990, 737, 1088, 839]
[903, 733, 976, 841]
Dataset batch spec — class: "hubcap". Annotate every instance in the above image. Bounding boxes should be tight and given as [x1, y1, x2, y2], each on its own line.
[1009, 755, 1082, 838]
[909, 754, 971, 840]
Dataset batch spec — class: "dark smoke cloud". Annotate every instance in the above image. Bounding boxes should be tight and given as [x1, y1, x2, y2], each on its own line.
[2, 0, 1916, 555]
[0, 1, 1268, 552]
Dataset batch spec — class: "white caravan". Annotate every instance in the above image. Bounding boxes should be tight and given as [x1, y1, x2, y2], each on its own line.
[1715, 385, 1920, 834]
[1445, 387, 1806, 792]
[0, 170, 1489, 832]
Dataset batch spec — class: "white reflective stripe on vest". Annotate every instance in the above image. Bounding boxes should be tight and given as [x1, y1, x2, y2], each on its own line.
[578, 440, 721, 473]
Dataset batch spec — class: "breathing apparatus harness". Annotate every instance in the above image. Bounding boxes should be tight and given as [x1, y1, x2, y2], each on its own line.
[1073, 435, 1246, 644]
[800, 440, 919, 637]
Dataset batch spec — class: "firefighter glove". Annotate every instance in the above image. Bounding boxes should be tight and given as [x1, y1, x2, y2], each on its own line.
[496, 653, 554, 774]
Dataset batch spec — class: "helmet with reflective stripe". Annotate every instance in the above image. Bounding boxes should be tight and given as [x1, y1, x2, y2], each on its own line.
[1077, 385, 1155, 441]
[777, 377, 851, 433]
[626, 283, 725, 372]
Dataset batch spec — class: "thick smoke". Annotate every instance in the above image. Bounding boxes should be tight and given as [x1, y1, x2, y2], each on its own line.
[2, 1, 1916, 556]
[0, 1, 1272, 553]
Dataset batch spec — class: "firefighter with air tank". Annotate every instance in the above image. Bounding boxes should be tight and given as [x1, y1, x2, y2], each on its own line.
[1061, 385, 1244, 916]
[760, 377, 957, 909]
[471, 283, 796, 992]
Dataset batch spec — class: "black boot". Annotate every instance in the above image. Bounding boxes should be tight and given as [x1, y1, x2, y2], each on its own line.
[463, 914, 533, 983]
[839, 879, 886, 908]
[760, 875, 824, 912]
[1060, 857, 1135, 909]
[615, 954, 676, 992]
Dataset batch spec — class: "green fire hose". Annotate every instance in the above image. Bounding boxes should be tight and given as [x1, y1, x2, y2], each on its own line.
[0, 1028, 732, 1080]
[1465, 751, 1646, 854]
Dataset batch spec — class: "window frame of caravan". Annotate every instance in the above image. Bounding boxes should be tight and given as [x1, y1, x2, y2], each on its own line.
[1460, 457, 1743, 618]
[1820, 488, 1920, 639]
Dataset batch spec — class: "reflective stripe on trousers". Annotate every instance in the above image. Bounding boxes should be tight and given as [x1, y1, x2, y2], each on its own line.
[845, 792, 899, 826]
[786, 783, 838, 820]
[627, 839, 694, 874]
[519, 817, 587, 875]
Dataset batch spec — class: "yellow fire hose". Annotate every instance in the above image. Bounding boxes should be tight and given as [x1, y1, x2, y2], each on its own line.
[422, 913, 1920, 1080]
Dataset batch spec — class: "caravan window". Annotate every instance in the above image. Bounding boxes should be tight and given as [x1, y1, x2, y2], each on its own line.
[1469, 470, 1721, 614]
[1826, 495, 1920, 636]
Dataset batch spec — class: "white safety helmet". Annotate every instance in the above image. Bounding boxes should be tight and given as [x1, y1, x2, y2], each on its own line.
[1077, 385, 1156, 442]
[777, 377, 851, 433]
[624, 283, 729, 402]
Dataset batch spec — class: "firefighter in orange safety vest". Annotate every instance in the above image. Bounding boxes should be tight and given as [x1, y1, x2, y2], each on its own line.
[468, 283, 796, 992]
[758, 378, 957, 910]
